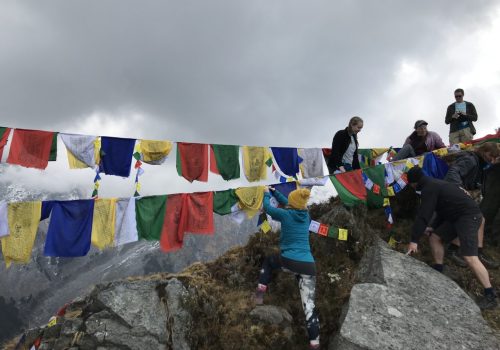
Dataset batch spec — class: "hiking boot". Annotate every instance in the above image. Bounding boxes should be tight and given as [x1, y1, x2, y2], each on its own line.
[479, 252, 500, 269]
[447, 249, 467, 268]
[477, 294, 498, 310]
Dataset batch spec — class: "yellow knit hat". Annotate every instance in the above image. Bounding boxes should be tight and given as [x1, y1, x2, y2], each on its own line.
[287, 188, 311, 209]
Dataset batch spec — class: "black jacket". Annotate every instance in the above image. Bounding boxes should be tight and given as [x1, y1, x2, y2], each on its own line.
[444, 151, 487, 191]
[445, 101, 478, 134]
[480, 163, 500, 225]
[411, 176, 481, 243]
[327, 128, 360, 173]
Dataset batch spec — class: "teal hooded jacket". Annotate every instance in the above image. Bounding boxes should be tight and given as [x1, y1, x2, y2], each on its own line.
[263, 191, 314, 263]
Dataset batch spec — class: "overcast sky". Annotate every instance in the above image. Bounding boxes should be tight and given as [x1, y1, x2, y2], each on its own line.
[1, 0, 500, 199]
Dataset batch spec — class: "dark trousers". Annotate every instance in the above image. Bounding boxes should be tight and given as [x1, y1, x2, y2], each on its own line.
[258, 255, 320, 343]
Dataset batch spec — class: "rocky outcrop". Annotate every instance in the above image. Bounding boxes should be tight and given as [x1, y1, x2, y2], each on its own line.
[21, 277, 193, 350]
[330, 239, 500, 350]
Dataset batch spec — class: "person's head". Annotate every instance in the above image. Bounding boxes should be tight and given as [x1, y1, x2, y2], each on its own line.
[287, 188, 311, 209]
[454, 88, 464, 103]
[414, 120, 428, 137]
[407, 166, 424, 189]
[475, 142, 500, 164]
[348, 116, 364, 135]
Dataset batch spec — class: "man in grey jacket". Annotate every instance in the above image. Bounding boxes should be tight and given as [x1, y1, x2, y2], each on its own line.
[392, 120, 446, 161]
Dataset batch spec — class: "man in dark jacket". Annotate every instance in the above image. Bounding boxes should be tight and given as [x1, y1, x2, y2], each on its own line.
[445, 88, 478, 144]
[406, 166, 497, 309]
[443, 143, 500, 268]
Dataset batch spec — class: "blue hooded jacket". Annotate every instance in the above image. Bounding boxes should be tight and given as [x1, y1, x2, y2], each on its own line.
[263, 191, 314, 263]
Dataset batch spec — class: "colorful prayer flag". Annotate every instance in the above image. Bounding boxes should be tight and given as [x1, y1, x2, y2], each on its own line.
[260, 220, 272, 233]
[271, 147, 300, 177]
[338, 228, 348, 241]
[329, 169, 367, 207]
[210, 144, 240, 180]
[243, 146, 270, 182]
[99, 136, 136, 177]
[91, 198, 117, 250]
[140, 139, 172, 164]
[176, 142, 209, 182]
[213, 189, 238, 216]
[309, 220, 320, 233]
[135, 195, 167, 241]
[318, 224, 329, 236]
[0, 127, 11, 161]
[44, 200, 94, 257]
[1, 201, 41, 267]
[7, 129, 54, 169]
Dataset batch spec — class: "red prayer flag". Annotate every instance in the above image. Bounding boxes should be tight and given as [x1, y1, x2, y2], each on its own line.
[209, 145, 220, 175]
[161, 194, 187, 252]
[178, 142, 209, 182]
[400, 173, 408, 184]
[160, 192, 214, 252]
[372, 184, 380, 195]
[7, 129, 54, 169]
[0, 127, 11, 160]
[335, 169, 368, 201]
[185, 191, 214, 234]
[318, 224, 329, 236]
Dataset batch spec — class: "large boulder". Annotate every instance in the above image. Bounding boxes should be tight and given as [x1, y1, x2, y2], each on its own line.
[330, 239, 500, 350]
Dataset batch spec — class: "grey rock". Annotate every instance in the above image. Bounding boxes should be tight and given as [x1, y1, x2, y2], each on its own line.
[331, 239, 500, 350]
[85, 310, 164, 350]
[94, 279, 168, 342]
[250, 305, 293, 325]
[60, 318, 83, 336]
[250, 305, 293, 340]
[164, 278, 192, 350]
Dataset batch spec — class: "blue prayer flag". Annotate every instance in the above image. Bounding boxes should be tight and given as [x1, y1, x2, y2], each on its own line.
[44, 200, 94, 257]
[270, 147, 300, 177]
[99, 137, 136, 177]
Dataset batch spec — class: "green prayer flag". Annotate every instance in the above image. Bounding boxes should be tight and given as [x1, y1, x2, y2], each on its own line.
[357, 149, 372, 169]
[363, 164, 386, 208]
[49, 132, 58, 161]
[136, 195, 167, 240]
[213, 189, 238, 215]
[265, 157, 273, 167]
[0, 127, 7, 139]
[176, 146, 182, 176]
[211, 144, 240, 180]
[327, 226, 338, 238]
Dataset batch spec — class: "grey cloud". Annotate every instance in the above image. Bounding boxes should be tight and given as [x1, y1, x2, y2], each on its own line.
[0, 0, 498, 149]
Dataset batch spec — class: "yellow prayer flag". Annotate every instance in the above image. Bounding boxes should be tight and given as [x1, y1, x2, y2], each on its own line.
[371, 148, 390, 157]
[91, 198, 117, 250]
[416, 156, 424, 167]
[405, 159, 414, 169]
[338, 228, 348, 241]
[94, 138, 101, 165]
[140, 140, 173, 163]
[383, 198, 390, 207]
[1, 202, 42, 268]
[242, 146, 269, 182]
[388, 236, 397, 249]
[235, 186, 265, 218]
[432, 148, 448, 157]
[47, 317, 57, 327]
[135, 183, 141, 191]
[387, 186, 395, 197]
[260, 220, 272, 233]
[66, 150, 88, 169]
[94, 182, 100, 189]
